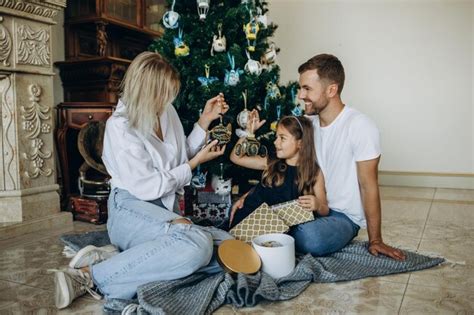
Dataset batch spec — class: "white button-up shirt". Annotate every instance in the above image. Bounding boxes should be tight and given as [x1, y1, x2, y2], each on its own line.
[102, 100, 206, 211]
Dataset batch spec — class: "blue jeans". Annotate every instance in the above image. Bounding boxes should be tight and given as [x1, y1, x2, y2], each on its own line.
[91, 188, 233, 300]
[289, 209, 360, 256]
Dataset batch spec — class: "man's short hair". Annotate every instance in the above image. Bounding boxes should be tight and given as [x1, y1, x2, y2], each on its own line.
[298, 54, 345, 95]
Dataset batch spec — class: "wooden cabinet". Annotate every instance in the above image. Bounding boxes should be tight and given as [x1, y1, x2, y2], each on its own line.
[56, 103, 114, 202]
[56, 0, 165, 207]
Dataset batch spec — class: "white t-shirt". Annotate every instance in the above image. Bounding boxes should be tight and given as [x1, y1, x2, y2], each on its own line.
[310, 106, 381, 228]
[102, 100, 206, 211]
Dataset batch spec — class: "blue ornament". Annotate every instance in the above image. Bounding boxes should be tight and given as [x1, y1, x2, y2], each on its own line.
[191, 165, 207, 189]
[224, 53, 243, 86]
[264, 79, 281, 110]
[198, 64, 218, 87]
[174, 28, 189, 57]
[162, 0, 180, 29]
[290, 87, 303, 116]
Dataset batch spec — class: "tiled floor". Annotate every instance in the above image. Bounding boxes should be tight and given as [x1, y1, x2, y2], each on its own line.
[0, 186, 473, 314]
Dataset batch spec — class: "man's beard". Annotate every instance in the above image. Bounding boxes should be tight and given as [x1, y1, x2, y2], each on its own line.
[304, 100, 317, 115]
[305, 99, 328, 115]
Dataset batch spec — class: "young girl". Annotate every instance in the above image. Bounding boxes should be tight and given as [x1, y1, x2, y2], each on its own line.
[229, 113, 329, 229]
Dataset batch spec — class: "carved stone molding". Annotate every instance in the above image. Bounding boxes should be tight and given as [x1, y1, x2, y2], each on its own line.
[0, 17, 11, 66]
[0, 0, 60, 19]
[21, 83, 52, 178]
[0, 74, 18, 190]
[17, 24, 50, 66]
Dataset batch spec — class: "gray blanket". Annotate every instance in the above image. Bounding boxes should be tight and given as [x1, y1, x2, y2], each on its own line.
[60, 231, 444, 315]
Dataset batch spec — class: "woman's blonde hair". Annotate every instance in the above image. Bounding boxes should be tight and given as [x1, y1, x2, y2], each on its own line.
[120, 52, 180, 135]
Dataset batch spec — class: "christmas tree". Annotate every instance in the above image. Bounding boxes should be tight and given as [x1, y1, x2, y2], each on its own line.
[149, 0, 301, 192]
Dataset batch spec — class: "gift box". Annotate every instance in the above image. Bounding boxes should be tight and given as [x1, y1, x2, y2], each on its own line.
[183, 183, 232, 220]
[70, 196, 108, 225]
[192, 191, 231, 219]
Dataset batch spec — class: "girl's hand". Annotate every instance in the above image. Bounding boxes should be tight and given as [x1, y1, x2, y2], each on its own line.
[298, 195, 320, 212]
[229, 198, 245, 226]
[198, 93, 229, 130]
[246, 109, 266, 134]
[188, 140, 226, 170]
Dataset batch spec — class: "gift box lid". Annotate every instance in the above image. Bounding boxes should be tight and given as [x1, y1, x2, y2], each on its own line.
[217, 239, 261, 274]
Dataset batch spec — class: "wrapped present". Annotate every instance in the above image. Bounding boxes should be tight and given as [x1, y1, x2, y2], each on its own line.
[70, 196, 108, 225]
[230, 203, 288, 242]
[271, 200, 314, 226]
[192, 191, 231, 219]
[230, 200, 315, 242]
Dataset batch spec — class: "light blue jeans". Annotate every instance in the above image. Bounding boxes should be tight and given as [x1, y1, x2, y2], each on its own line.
[91, 188, 233, 300]
[289, 209, 360, 256]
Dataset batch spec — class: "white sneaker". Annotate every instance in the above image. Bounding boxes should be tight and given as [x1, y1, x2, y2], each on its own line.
[50, 267, 102, 309]
[69, 244, 119, 269]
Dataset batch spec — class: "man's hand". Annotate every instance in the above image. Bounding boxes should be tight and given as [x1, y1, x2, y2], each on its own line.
[356, 158, 405, 261]
[368, 239, 406, 261]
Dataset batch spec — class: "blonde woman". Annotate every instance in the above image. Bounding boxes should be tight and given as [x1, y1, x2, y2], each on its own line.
[50, 52, 232, 309]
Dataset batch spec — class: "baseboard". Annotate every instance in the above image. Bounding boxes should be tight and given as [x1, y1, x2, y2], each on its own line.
[379, 171, 474, 189]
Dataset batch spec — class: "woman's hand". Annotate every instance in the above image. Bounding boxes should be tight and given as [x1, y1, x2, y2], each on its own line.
[198, 93, 229, 130]
[298, 195, 321, 212]
[246, 109, 266, 134]
[188, 140, 226, 170]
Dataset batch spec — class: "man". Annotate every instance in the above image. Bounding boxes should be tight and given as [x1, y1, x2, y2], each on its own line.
[231, 54, 405, 260]
[296, 53, 405, 260]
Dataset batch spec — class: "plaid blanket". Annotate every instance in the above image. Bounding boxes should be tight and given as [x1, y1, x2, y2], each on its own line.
[60, 231, 443, 315]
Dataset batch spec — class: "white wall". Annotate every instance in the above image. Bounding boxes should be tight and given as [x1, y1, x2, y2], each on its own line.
[270, 0, 473, 179]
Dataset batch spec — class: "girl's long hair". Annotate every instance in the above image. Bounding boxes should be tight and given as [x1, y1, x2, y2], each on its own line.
[120, 52, 181, 135]
[262, 116, 319, 195]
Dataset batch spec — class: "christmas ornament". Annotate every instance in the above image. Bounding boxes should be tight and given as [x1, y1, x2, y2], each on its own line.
[191, 165, 207, 189]
[270, 104, 282, 131]
[162, 0, 180, 29]
[256, 7, 268, 28]
[174, 28, 189, 57]
[236, 91, 250, 138]
[261, 41, 278, 67]
[209, 117, 232, 145]
[197, 0, 210, 21]
[211, 23, 226, 56]
[235, 108, 268, 158]
[224, 53, 243, 86]
[243, 13, 259, 52]
[212, 163, 232, 196]
[212, 175, 232, 196]
[264, 80, 281, 110]
[198, 64, 218, 87]
[290, 87, 303, 116]
[237, 91, 250, 129]
[244, 50, 262, 75]
[235, 136, 267, 157]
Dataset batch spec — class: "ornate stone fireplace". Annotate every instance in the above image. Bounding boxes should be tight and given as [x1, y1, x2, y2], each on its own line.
[0, 0, 72, 238]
